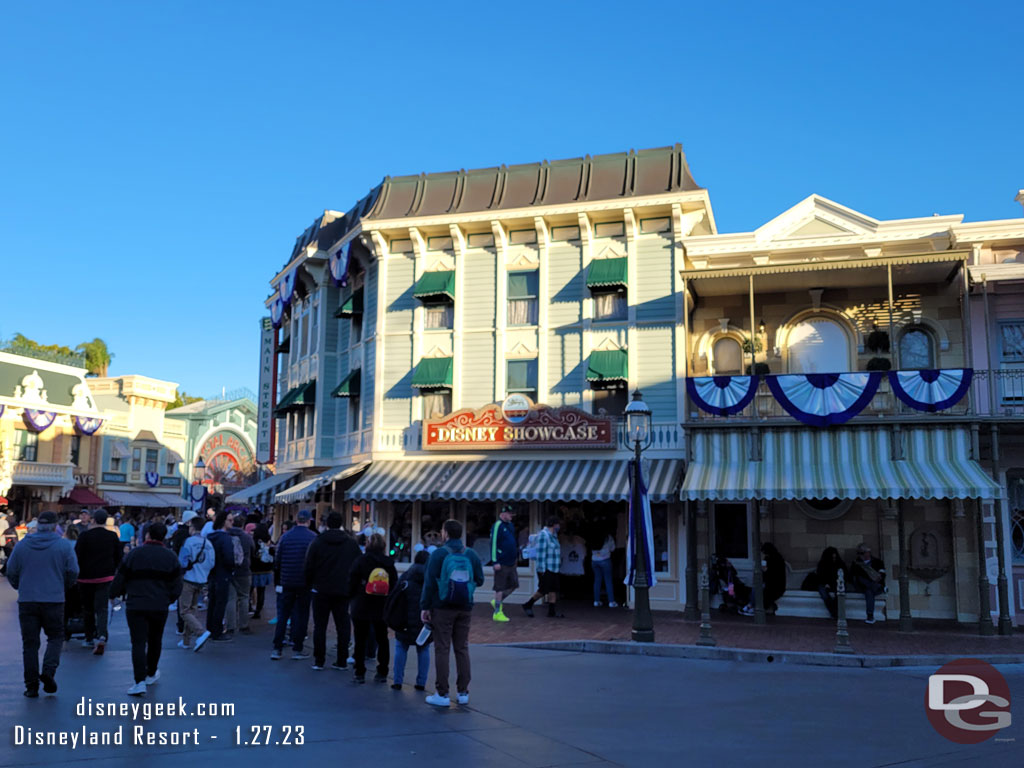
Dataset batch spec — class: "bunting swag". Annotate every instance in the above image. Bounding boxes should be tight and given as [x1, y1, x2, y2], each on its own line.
[766, 372, 882, 427]
[890, 368, 973, 412]
[329, 242, 350, 287]
[279, 270, 297, 306]
[686, 375, 760, 416]
[24, 409, 57, 432]
[270, 298, 284, 328]
[73, 415, 104, 435]
[145, 471, 160, 488]
[625, 460, 658, 588]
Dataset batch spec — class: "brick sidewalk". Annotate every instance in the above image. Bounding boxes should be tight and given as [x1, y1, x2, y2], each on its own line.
[469, 601, 1024, 656]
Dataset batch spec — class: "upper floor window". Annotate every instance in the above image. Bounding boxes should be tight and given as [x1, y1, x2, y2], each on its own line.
[166, 461, 176, 476]
[711, 337, 744, 375]
[507, 359, 538, 402]
[593, 289, 627, 321]
[300, 299, 311, 358]
[145, 449, 159, 474]
[508, 270, 539, 326]
[422, 389, 452, 419]
[788, 317, 851, 373]
[424, 301, 454, 330]
[17, 430, 38, 462]
[70, 435, 81, 466]
[592, 383, 628, 418]
[899, 327, 935, 370]
[132, 447, 142, 473]
[1001, 321, 1024, 362]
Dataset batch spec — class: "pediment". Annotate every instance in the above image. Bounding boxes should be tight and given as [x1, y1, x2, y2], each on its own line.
[423, 344, 452, 359]
[596, 243, 626, 260]
[506, 341, 538, 358]
[755, 195, 879, 244]
[592, 338, 625, 352]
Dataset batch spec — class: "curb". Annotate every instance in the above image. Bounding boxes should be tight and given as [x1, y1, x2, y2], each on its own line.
[489, 640, 1024, 669]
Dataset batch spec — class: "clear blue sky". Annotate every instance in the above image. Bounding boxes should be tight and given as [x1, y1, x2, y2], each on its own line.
[2, 1, 1021, 397]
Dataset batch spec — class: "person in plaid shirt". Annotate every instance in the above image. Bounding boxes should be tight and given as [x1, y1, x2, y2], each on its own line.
[522, 517, 564, 618]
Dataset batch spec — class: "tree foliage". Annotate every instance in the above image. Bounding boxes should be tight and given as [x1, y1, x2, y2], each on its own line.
[76, 338, 113, 376]
[2, 333, 114, 375]
[4, 332, 77, 358]
[168, 389, 204, 410]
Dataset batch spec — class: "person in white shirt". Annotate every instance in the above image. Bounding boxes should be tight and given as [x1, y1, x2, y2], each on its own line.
[590, 531, 618, 607]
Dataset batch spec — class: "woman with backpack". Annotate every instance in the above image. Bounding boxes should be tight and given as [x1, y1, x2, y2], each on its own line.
[386, 549, 431, 690]
[347, 533, 397, 684]
[249, 522, 274, 621]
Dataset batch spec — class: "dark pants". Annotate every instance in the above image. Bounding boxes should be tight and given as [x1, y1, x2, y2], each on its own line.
[818, 586, 837, 618]
[432, 606, 472, 697]
[273, 586, 310, 651]
[79, 582, 111, 641]
[854, 576, 885, 619]
[206, 572, 231, 639]
[312, 593, 350, 666]
[19, 602, 64, 692]
[352, 619, 389, 678]
[126, 609, 168, 683]
[253, 586, 266, 617]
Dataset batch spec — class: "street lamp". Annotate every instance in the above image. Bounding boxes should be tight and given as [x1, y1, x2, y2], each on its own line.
[622, 390, 655, 643]
[194, 457, 206, 486]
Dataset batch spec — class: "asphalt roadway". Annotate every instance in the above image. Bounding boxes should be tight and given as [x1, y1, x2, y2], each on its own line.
[0, 587, 1021, 767]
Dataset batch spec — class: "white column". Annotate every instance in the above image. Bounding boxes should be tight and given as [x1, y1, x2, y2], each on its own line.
[535, 216, 550, 405]
[492, 221, 509, 402]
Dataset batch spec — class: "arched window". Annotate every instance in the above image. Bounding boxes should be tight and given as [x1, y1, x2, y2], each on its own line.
[712, 337, 743, 375]
[787, 317, 851, 373]
[899, 327, 935, 370]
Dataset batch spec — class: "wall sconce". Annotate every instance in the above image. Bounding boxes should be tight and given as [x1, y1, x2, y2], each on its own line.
[758, 319, 766, 335]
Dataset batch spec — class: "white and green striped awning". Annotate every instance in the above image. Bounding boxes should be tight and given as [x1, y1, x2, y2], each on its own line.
[225, 471, 300, 505]
[275, 462, 371, 504]
[347, 461, 458, 502]
[436, 459, 683, 503]
[681, 427, 1001, 501]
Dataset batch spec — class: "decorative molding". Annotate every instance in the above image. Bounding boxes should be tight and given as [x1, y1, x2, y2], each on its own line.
[507, 252, 540, 270]
[808, 288, 824, 310]
[408, 227, 427, 257]
[596, 243, 626, 260]
[423, 344, 452, 359]
[577, 213, 593, 249]
[592, 337, 626, 352]
[490, 220, 508, 255]
[448, 224, 466, 259]
[506, 341, 538, 359]
[533, 217, 550, 251]
[14, 371, 48, 405]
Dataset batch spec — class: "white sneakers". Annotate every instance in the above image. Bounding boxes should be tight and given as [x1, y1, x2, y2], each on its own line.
[609, 601, 619, 608]
[145, 670, 160, 685]
[593, 601, 602, 607]
[425, 693, 450, 707]
[457, 692, 469, 705]
[193, 631, 211, 652]
[176, 640, 192, 650]
[127, 681, 146, 696]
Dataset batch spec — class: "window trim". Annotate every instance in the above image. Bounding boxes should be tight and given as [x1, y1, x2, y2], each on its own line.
[897, 325, 937, 370]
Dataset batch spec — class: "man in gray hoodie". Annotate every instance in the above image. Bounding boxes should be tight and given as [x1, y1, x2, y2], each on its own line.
[6, 509, 79, 698]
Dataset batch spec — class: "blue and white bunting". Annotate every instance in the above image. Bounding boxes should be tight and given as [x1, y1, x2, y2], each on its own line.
[889, 368, 972, 412]
[626, 459, 657, 588]
[330, 242, 350, 287]
[766, 372, 882, 427]
[270, 298, 284, 328]
[23, 409, 57, 432]
[73, 415, 104, 435]
[145, 471, 160, 488]
[279, 270, 297, 306]
[686, 375, 760, 416]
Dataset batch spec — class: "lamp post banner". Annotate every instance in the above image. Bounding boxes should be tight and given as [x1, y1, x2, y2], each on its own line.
[256, 317, 276, 464]
[626, 459, 657, 587]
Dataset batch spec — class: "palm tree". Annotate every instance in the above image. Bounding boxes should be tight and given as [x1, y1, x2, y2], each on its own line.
[76, 338, 113, 377]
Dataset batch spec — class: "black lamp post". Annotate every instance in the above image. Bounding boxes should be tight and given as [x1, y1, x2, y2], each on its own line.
[622, 390, 654, 643]
[193, 457, 206, 486]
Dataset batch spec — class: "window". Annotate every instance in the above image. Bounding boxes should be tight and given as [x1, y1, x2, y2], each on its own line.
[507, 270, 539, 326]
[166, 461, 176, 476]
[465, 502, 496, 563]
[349, 395, 361, 432]
[787, 318, 851, 373]
[70, 435, 81, 466]
[17, 430, 38, 462]
[309, 293, 319, 355]
[420, 501, 447, 550]
[111, 456, 123, 473]
[290, 315, 299, 365]
[145, 449, 158, 474]
[424, 301, 454, 330]
[999, 321, 1024, 405]
[422, 389, 452, 419]
[300, 299, 310, 358]
[351, 312, 363, 346]
[593, 289, 627, 321]
[592, 384, 628, 418]
[899, 327, 934, 370]
[507, 359, 538, 402]
[712, 337, 744, 375]
[714, 502, 749, 561]
[652, 503, 670, 574]
[132, 448, 142, 473]
[296, 408, 306, 439]
[389, 502, 412, 563]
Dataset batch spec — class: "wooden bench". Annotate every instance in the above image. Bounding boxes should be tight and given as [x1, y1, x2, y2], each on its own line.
[774, 566, 887, 622]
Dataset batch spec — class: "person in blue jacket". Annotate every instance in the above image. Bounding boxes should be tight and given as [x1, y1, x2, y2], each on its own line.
[271, 510, 316, 659]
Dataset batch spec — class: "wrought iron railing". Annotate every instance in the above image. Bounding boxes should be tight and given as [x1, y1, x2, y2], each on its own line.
[2, 344, 86, 368]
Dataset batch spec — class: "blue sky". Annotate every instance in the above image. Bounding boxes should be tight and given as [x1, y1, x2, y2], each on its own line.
[2, 1, 1021, 397]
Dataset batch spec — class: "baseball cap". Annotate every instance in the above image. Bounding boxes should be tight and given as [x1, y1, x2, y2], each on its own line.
[181, 510, 198, 524]
[297, 509, 312, 522]
[38, 511, 57, 525]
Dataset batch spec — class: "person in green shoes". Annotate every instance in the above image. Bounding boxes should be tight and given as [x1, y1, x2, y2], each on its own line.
[489, 505, 518, 622]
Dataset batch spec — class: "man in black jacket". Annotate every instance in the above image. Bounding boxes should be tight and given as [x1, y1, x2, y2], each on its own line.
[110, 522, 183, 696]
[347, 533, 397, 683]
[304, 511, 360, 671]
[74, 510, 123, 655]
[205, 512, 235, 643]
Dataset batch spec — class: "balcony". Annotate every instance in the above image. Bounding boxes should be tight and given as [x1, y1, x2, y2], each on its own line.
[13, 461, 75, 488]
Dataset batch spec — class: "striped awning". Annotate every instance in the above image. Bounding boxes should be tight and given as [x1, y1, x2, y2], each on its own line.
[681, 427, 1001, 501]
[347, 461, 457, 502]
[102, 491, 189, 508]
[436, 459, 683, 503]
[225, 471, 300, 504]
[275, 462, 370, 504]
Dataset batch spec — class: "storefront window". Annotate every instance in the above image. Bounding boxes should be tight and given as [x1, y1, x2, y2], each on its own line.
[714, 502, 749, 561]
[389, 502, 413, 563]
[465, 502, 496, 563]
[420, 501, 448, 551]
[652, 503, 670, 574]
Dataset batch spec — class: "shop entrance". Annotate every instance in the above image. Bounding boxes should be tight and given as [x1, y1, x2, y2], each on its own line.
[544, 501, 628, 605]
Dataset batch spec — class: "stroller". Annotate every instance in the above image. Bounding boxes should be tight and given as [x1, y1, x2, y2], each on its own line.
[710, 554, 751, 614]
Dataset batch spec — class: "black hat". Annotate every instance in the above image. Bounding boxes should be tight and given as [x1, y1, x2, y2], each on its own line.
[38, 511, 58, 525]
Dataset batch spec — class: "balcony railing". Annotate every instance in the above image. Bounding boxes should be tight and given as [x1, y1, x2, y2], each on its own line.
[13, 461, 75, 488]
[688, 368, 1024, 423]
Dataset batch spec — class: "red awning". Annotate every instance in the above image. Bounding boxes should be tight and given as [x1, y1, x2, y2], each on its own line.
[59, 487, 108, 506]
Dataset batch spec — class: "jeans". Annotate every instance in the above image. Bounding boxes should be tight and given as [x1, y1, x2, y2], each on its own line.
[312, 593, 350, 667]
[179, 581, 205, 645]
[854, 576, 885, 619]
[352, 619, 389, 678]
[592, 558, 614, 603]
[432, 606, 472, 697]
[393, 639, 430, 687]
[19, 602, 64, 692]
[226, 573, 251, 631]
[818, 586, 837, 618]
[79, 582, 111, 642]
[206, 572, 231, 639]
[273, 586, 311, 651]
[126, 609, 168, 683]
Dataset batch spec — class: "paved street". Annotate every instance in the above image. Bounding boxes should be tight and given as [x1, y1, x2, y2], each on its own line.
[2, 588, 1023, 767]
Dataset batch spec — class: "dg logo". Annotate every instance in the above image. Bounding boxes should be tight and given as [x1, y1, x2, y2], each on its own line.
[926, 658, 1012, 744]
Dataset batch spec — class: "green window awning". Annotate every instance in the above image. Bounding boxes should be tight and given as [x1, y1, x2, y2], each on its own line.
[277, 334, 290, 354]
[335, 290, 364, 318]
[411, 358, 453, 389]
[332, 369, 361, 398]
[586, 350, 628, 382]
[587, 258, 628, 289]
[274, 380, 316, 415]
[508, 270, 539, 299]
[413, 271, 455, 301]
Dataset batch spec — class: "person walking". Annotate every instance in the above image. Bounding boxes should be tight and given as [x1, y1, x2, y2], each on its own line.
[347, 532, 397, 684]
[73, 510, 123, 655]
[391, 550, 431, 690]
[489, 505, 518, 623]
[110, 521, 183, 696]
[250, 522, 274, 620]
[178, 516, 215, 651]
[225, 514, 256, 636]
[421, 519, 484, 707]
[522, 517, 563, 618]
[271, 510, 316, 660]
[205, 512, 236, 643]
[304, 511, 360, 671]
[6, 510, 79, 698]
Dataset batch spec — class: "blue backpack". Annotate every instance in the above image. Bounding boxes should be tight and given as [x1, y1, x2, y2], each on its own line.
[438, 545, 475, 608]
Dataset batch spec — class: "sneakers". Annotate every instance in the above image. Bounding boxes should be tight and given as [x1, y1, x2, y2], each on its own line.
[739, 605, 754, 616]
[457, 692, 469, 705]
[490, 598, 496, 610]
[93, 639, 106, 656]
[177, 640, 192, 650]
[425, 693, 450, 707]
[330, 662, 347, 671]
[145, 670, 160, 685]
[40, 674, 57, 694]
[522, 603, 534, 618]
[492, 610, 510, 623]
[374, 674, 388, 683]
[127, 681, 146, 696]
[346, 656, 356, 665]
[268, 617, 277, 625]
[311, 665, 324, 671]
[24, 688, 39, 698]
[194, 631, 211, 652]
[594, 601, 602, 607]
[81, 639, 94, 649]
[168, 602, 177, 611]
[414, 684, 426, 691]
[292, 652, 310, 660]
[865, 618, 876, 625]
[609, 602, 619, 608]
[270, 649, 283, 660]
[211, 635, 234, 643]
[353, 675, 365, 684]
[391, 683, 402, 690]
